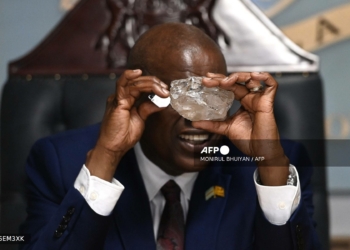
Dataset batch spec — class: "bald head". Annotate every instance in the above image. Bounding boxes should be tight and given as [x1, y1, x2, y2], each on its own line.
[127, 23, 226, 79]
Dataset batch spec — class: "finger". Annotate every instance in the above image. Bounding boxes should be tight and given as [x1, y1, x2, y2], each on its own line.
[202, 79, 248, 103]
[224, 72, 251, 85]
[221, 73, 266, 98]
[115, 85, 168, 111]
[203, 72, 253, 90]
[129, 83, 169, 98]
[118, 74, 169, 104]
[201, 76, 250, 101]
[250, 72, 278, 96]
[192, 120, 230, 136]
[128, 79, 168, 92]
[117, 69, 143, 88]
[206, 72, 226, 79]
[219, 73, 251, 90]
[230, 84, 250, 101]
[128, 76, 168, 89]
[137, 100, 166, 121]
[201, 77, 222, 87]
[245, 79, 263, 90]
[202, 72, 266, 101]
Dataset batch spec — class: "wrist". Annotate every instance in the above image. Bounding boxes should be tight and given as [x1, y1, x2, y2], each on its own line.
[85, 145, 124, 182]
[257, 155, 290, 186]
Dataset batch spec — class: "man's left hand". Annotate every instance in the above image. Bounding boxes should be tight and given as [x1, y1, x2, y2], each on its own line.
[192, 72, 289, 186]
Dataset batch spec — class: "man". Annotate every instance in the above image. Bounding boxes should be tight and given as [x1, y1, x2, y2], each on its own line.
[21, 23, 320, 249]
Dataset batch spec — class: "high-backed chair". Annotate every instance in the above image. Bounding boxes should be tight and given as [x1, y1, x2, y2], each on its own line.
[0, 0, 329, 249]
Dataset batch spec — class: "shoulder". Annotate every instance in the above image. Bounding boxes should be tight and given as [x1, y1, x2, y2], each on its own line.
[27, 124, 101, 191]
[30, 122, 101, 170]
[33, 123, 100, 154]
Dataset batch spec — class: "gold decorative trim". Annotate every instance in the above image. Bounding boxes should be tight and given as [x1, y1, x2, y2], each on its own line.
[281, 3, 350, 52]
[263, 0, 295, 18]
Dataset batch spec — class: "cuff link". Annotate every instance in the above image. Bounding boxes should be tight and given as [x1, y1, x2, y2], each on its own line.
[256, 166, 297, 186]
[287, 168, 297, 186]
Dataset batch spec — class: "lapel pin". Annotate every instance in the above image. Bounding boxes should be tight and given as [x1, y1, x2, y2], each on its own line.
[205, 186, 225, 201]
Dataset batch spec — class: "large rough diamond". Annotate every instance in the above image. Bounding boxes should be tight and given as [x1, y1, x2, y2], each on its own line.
[170, 77, 235, 121]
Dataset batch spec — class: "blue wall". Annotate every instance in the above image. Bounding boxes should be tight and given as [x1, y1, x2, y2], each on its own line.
[268, 0, 350, 192]
[0, 0, 64, 90]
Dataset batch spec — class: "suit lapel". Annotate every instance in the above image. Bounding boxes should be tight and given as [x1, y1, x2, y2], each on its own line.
[113, 149, 156, 250]
[185, 163, 232, 250]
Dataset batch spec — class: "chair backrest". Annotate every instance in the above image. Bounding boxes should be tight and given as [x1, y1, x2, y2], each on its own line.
[1, 0, 329, 249]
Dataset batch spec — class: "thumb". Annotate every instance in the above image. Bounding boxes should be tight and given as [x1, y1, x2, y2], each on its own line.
[137, 101, 166, 121]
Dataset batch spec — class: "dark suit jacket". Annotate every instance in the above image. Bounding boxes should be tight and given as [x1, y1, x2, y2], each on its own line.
[20, 124, 320, 249]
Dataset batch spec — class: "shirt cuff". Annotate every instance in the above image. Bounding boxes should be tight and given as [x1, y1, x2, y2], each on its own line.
[254, 165, 301, 225]
[74, 164, 124, 216]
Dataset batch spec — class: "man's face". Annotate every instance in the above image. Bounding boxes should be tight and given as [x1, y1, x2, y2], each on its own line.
[140, 47, 227, 176]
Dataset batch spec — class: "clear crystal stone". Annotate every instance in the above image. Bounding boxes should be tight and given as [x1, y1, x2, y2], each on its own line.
[170, 77, 234, 121]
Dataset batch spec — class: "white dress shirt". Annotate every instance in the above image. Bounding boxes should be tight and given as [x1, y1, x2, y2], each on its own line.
[134, 143, 198, 238]
[74, 142, 301, 235]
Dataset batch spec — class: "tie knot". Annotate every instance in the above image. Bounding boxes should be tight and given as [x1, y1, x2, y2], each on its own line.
[161, 180, 181, 202]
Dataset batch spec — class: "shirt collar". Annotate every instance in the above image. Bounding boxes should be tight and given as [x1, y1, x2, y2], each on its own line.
[134, 142, 198, 202]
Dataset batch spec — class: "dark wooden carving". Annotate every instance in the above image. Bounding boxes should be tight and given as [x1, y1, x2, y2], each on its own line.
[9, 0, 229, 76]
[96, 0, 230, 68]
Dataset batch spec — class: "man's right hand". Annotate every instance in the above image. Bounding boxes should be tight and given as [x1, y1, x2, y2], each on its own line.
[85, 69, 169, 181]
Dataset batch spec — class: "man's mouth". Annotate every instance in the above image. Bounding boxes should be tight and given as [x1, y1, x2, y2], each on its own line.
[179, 133, 211, 151]
[177, 131, 219, 154]
[179, 134, 210, 144]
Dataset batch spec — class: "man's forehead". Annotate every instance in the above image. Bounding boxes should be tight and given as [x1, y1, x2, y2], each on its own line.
[148, 49, 225, 79]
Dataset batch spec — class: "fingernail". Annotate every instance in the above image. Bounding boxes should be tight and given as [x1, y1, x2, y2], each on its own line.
[133, 69, 141, 72]
[223, 77, 229, 82]
[162, 88, 169, 94]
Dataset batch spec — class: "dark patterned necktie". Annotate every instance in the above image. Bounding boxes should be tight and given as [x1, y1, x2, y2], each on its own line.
[157, 180, 185, 250]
